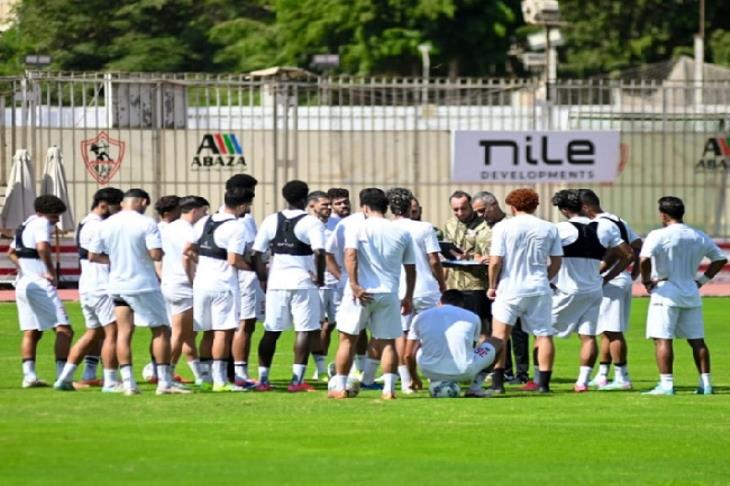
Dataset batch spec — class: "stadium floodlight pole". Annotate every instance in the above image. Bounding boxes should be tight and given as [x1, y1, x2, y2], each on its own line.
[418, 43, 431, 105]
[694, 0, 705, 106]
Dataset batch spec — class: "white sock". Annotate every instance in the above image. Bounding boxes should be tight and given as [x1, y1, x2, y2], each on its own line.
[149, 361, 158, 378]
[22, 359, 37, 381]
[188, 359, 203, 381]
[469, 371, 488, 392]
[120, 365, 137, 390]
[362, 358, 379, 385]
[58, 363, 78, 383]
[199, 360, 212, 382]
[576, 366, 592, 386]
[103, 368, 118, 387]
[398, 365, 412, 390]
[56, 360, 65, 379]
[354, 354, 366, 373]
[334, 374, 347, 391]
[700, 373, 712, 389]
[292, 363, 306, 385]
[314, 355, 327, 375]
[212, 360, 227, 386]
[82, 356, 100, 381]
[614, 364, 629, 382]
[234, 361, 249, 381]
[258, 366, 270, 384]
[598, 363, 610, 376]
[382, 373, 397, 394]
[156, 364, 172, 389]
[659, 373, 673, 389]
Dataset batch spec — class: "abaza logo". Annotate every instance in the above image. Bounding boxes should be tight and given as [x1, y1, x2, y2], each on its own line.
[81, 131, 125, 184]
[696, 136, 730, 172]
[191, 133, 247, 169]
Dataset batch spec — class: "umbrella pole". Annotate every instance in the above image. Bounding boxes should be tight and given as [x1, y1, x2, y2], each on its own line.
[55, 227, 61, 288]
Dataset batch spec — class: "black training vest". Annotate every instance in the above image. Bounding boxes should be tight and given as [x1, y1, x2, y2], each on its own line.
[15, 223, 40, 259]
[599, 214, 629, 243]
[76, 222, 88, 260]
[197, 217, 231, 261]
[562, 221, 606, 260]
[76, 221, 108, 260]
[271, 212, 313, 256]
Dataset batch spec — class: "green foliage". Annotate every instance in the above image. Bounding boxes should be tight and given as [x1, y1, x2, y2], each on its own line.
[560, 0, 730, 77]
[275, 0, 519, 76]
[710, 29, 730, 66]
[1, 0, 730, 76]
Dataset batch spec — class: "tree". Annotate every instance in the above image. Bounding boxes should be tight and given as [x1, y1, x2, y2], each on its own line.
[559, 0, 730, 77]
[206, 1, 277, 72]
[274, 0, 520, 77]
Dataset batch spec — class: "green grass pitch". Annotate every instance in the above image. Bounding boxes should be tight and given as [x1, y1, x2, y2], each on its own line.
[1, 298, 730, 485]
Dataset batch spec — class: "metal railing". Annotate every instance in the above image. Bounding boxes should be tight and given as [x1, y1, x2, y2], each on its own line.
[1, 72, 729, 237]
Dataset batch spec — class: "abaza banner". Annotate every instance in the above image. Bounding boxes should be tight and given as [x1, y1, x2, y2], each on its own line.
[451, 130, 621, 183]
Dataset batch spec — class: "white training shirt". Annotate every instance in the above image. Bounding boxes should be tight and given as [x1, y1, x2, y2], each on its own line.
[407, 305, 481, 375]
[490, 214, 563, 298]
[90, 210, 162, 295]
[193, 213, 252, 293]
[555, 216, 622, 294]
[391, 217, 441, 300]
[640, 223, 725, 308]
[326, 212, 365, 289]
[78, 213, 110, 295]
[237, 213, 259, 285]
[594, 212, 640, 288]
[252, 209, 325, 290]
[161, 218, 196, 289]
[344, 216, 416, 294]
[11, 214, 52, 280]
[322, 216, 340, 288]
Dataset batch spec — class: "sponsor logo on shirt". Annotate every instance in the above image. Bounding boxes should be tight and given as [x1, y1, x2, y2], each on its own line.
[696, 135, 730, 172]
[191, 133, 247, 170]
[81, 131, 125, 184]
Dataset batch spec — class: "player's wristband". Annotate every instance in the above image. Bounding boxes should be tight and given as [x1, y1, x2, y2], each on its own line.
[697, 274, 711, 286]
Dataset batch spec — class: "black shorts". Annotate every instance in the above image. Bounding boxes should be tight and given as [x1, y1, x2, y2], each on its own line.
[461, 290, 492, 321]
[113, 297, 130, 307]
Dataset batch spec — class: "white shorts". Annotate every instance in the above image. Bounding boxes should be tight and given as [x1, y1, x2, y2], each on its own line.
[319, 287, 343, 323]
[239, 271, 264, 321]
[112, 291, 169, 328]
[552, 289, 603, 338]
[597, 282, 632, 334]
[161, 284, 193, 317]
[264, 289, 321, 332]
[646, 302, 704, 340]
[80, 292, 115, 329]
[194, 290, 239, 332]
[401, 293, 440, 332]
[336, 291, 402, 340]
[492, 293, 554, 337]
[418, 343, 497, 383]
[16, 277, 70, 331]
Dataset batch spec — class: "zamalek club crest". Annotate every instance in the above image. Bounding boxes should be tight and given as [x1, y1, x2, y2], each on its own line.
[81, 131, 125, 184]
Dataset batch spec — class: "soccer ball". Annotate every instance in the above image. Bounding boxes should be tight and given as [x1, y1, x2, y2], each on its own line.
[429, 381, 461, 398]
[141, 362, 156, 383]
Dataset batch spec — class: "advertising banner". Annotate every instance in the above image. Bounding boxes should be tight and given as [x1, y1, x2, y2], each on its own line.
[451, 130, 621, 183]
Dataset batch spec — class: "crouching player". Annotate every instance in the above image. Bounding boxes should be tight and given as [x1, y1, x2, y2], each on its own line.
[405, 290, 502, 398]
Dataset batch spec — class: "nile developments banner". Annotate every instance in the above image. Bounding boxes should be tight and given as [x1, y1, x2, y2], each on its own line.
[451, 130, 621, 183]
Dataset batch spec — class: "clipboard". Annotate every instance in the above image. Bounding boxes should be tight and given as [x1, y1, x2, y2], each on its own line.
[439, 241, 464, 260]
